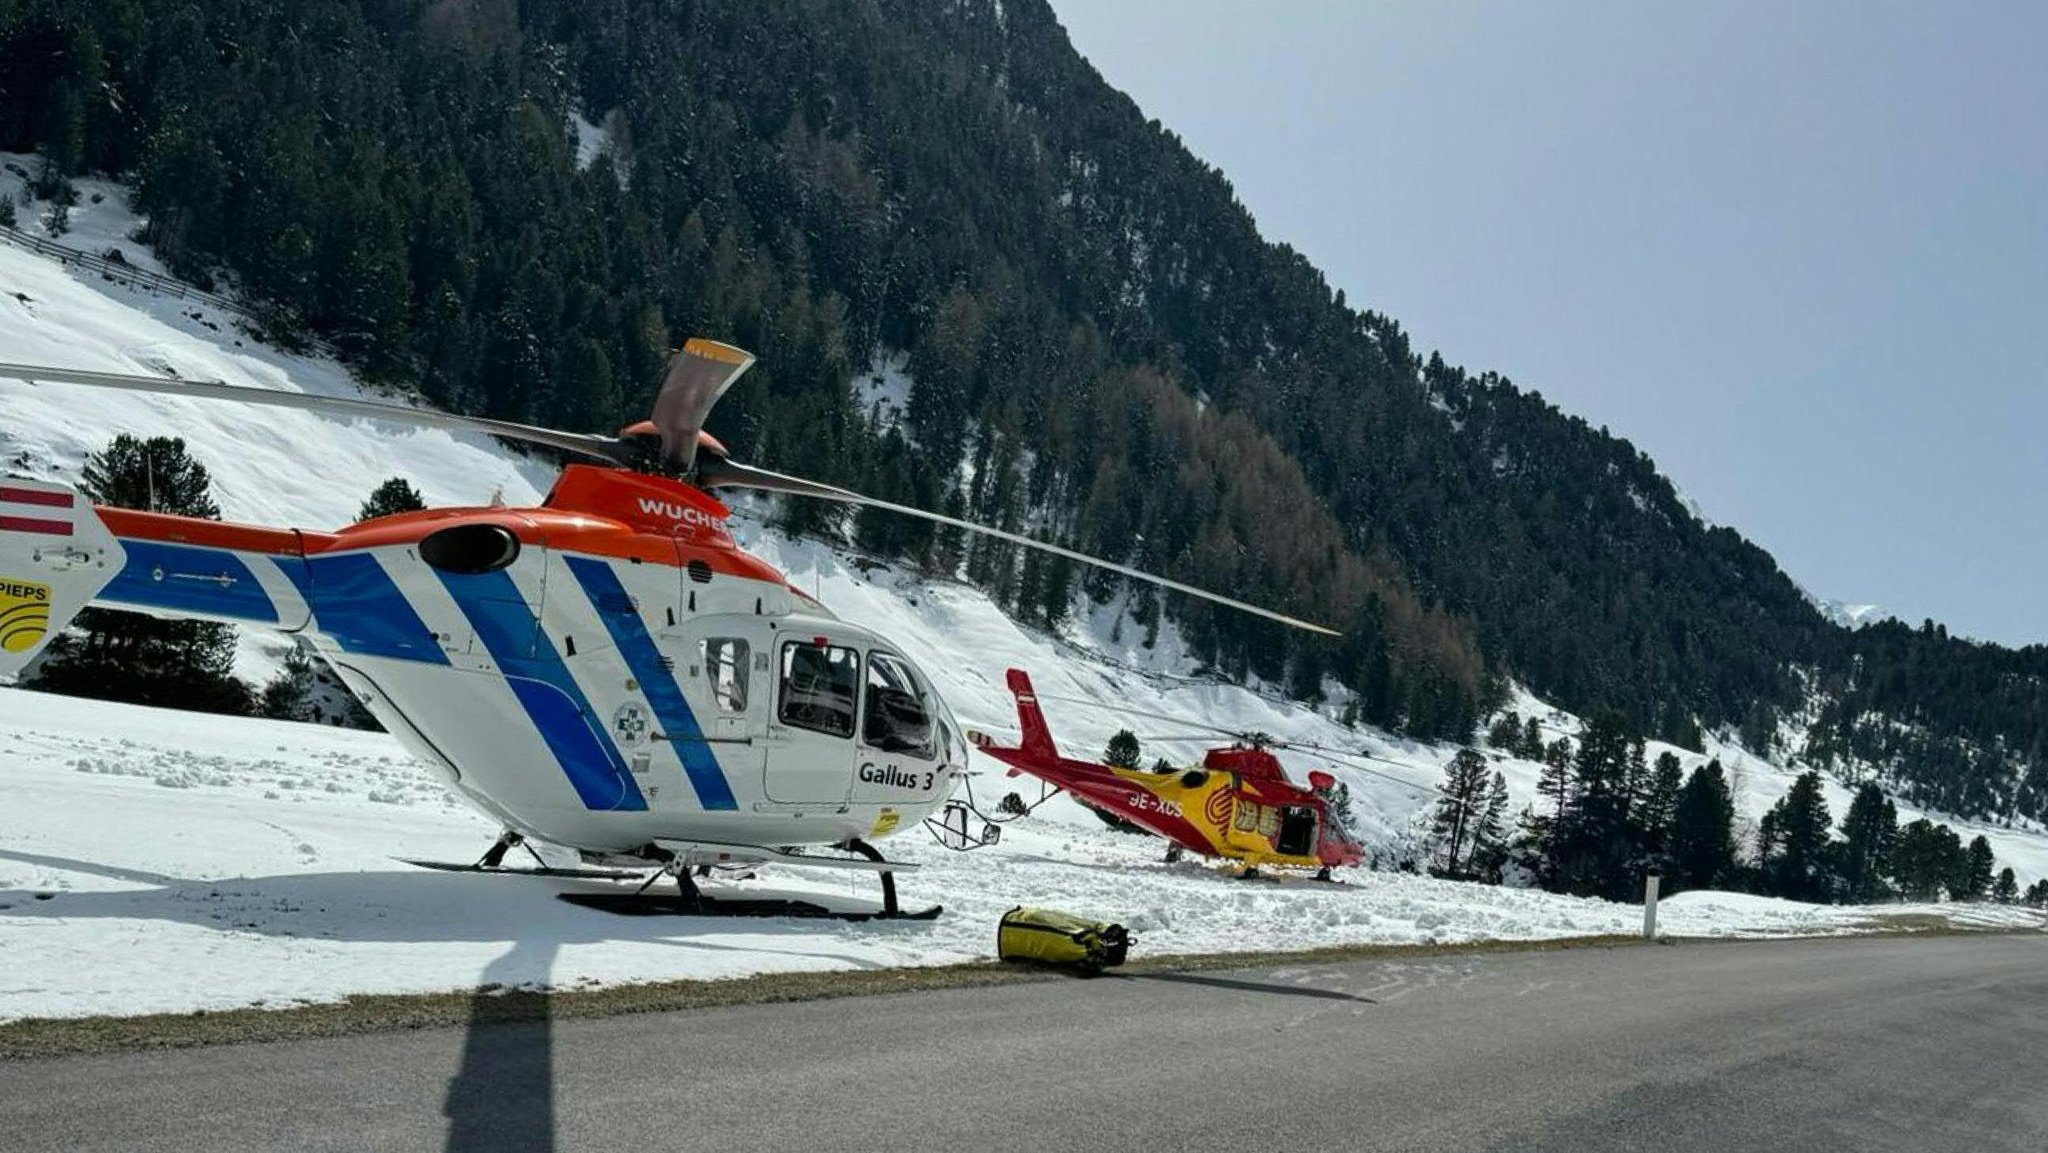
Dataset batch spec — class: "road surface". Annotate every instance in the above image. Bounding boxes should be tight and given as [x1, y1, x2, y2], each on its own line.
[3, 934, 2046, 1152]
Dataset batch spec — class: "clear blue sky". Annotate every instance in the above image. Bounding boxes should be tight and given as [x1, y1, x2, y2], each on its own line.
[1050, 1, 2048, 646]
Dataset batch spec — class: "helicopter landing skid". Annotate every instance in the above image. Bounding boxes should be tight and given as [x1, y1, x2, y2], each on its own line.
[400, 858, 647, 882]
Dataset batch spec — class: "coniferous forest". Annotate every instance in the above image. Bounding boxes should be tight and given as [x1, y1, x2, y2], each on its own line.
[2, 0, 2044, 825]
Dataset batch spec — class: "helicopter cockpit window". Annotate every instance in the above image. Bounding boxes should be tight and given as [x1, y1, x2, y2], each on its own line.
[862, 651, 934, 758]
[699, 638, 749, 713]
[778, 641, 859, 738]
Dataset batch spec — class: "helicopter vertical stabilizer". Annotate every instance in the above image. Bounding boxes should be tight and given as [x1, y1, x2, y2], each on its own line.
[0, 480, 125, 679]
[1005, 668, 1060, 761]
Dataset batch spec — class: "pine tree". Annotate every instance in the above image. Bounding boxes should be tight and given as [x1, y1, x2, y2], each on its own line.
[2024, 879, 2048, 908]
[1891, 819, 1963, 901]
[1619, 737, 1650, 826]
[1086, 729, 1147, 834]
[1955, 835, 1995, 902]
[1103, 730, 1141, 769]
[1486, 710, 1521, 752]
[1992, 867, 2019, 904]
[358, 477, 427, 521]
[1523, 717, 1545, 759]
[1526, 736, 1575, 884]
[1638, 751, 1683, 865]
[1555, 711, 1635, 898]
[1429, 748, 1491, 878]
[1468, 771, 1513, 882]
[1837, 783, 1897, 902]
[29, 436, 250, 714]
[1759, 771, 1834, 902]
[1667, 760, 1738, 893]
[258, 644, 319, 722]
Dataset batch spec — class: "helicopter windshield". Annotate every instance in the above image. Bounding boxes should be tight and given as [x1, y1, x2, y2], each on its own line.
[863, 650, 935, 758]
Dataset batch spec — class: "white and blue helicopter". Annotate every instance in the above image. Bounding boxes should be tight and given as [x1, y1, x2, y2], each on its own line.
[0, 342, 1333, 919]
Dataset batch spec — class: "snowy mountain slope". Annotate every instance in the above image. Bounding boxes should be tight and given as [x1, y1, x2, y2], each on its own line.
[2, 163, 2045, 1021]
[0, 156, 554, 527]
[2, 159, 2041, 872]
[1, 152, 552, 678]
[6, 155, 2026, 866]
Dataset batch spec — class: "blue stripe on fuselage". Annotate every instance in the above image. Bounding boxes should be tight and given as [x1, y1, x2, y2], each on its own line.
[101, 540, 280, 623]
[563, 555, 737, 812]
[437, 567, 647, 812]
[281, 553, 448, 664]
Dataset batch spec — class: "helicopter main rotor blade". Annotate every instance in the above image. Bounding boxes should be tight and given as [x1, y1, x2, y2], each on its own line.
[651, 339, 755, 472]
[1029, 689, 1433, 773]
[1129, 731, 1246, 744]
[2, 356, 1340, 636]
[0, 363, 635, 466]
[698, 457, 1341, 637]
[1028, 691, 1259, 741]
[1030, 688, 1474, 808]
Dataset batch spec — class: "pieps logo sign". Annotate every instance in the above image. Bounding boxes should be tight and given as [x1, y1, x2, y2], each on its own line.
[0, 578, 53, 654]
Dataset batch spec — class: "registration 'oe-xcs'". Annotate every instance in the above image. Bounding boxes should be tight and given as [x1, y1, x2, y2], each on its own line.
[0, 341, 1337, 921]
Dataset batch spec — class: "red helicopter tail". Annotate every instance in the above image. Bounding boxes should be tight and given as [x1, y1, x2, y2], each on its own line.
[1005, 668, 1059, 762]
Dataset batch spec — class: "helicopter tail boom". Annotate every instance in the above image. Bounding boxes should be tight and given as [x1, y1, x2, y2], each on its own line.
[0, 484, 339, 679]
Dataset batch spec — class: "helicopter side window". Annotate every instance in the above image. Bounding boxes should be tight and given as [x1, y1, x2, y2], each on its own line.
[862, 651, 934, 758]
[699, 638, 750, 713]
[778, 641, 859, 738]
[1234, 799, 1264, 833]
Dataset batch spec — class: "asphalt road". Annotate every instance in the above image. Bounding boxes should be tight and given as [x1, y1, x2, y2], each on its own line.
[4, 934, 2046, 1152]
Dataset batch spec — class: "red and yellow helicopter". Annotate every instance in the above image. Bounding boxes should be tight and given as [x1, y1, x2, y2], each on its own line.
[0, 342, 1335, 920]
[972, 669, 1366, 879]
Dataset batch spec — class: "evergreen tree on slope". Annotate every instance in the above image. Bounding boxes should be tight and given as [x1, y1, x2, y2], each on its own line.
[358, 477, 427, 521]
[1429, 747, 1491, 878]
[1954, 835, 1996, 902]
[1837, 782, 1898, 902]
[1666, 760, 1738, 893]
[1760, 771, 1834, 902]
[1085, 729, 1147, 834]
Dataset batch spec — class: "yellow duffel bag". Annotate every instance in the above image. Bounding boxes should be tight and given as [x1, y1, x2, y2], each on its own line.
[997, 906, 1132, 973]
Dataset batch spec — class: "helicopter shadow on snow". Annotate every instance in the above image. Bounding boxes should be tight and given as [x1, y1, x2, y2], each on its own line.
[0, 848, 927, 967]
[0, 850, 939, 1152]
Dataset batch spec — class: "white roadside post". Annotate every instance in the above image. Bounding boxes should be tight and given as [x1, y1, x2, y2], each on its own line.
[1643, 872, 1661, 940]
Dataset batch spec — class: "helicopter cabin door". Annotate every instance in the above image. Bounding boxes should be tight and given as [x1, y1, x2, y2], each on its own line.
[671, 623, 769, 807]
[762, 636, 859, 807]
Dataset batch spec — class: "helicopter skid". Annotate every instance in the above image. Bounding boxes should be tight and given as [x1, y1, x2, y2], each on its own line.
[400, 858, 647, 882]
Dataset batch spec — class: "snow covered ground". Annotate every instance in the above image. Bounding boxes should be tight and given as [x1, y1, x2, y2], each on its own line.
[2, 157, 2044, 1024]
[7, 687, 2041, 1024]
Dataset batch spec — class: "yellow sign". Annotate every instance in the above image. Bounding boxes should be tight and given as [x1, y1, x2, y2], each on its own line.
[871, 807, 901, 838]
[0, 577, 52, 653]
